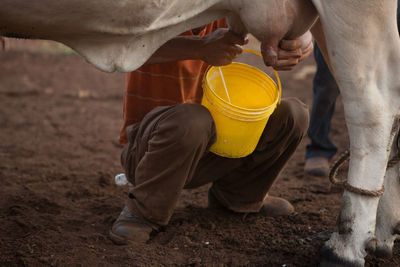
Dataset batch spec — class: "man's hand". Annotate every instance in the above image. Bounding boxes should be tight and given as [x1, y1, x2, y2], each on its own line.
[274, 31, 313, 71]
[198, 29, 249, 66]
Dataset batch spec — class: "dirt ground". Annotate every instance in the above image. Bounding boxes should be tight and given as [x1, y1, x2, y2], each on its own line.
[0, 40, 399, 267]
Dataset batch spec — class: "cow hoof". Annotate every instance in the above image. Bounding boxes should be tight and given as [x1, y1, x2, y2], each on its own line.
[374, 246, 393, 259]
[320, 246, 364, 267]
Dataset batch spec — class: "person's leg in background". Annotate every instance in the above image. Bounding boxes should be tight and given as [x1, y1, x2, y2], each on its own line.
[304, 43, 340, 177]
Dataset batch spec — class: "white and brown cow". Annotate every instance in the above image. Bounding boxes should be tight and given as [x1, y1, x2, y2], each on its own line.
[1, 0, 400, 266]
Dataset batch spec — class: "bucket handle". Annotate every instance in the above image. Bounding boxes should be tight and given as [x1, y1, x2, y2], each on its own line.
[242, 49, 281, 105]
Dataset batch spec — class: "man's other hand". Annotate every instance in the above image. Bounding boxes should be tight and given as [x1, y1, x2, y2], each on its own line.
[274, 31, 313, 71]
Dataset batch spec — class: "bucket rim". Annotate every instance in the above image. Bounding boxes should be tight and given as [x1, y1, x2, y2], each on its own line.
[203, 62, 281, 112]
[202, 91, 275, 121]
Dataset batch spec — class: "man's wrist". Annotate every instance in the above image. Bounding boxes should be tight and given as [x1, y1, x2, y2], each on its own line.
[193, 36, 208, 62]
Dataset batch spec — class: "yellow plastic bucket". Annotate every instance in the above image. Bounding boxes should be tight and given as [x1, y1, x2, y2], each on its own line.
[201, 49, 281, 158]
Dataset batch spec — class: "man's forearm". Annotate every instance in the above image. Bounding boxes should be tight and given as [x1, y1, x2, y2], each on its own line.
[143, 28, 248, 67]
[143, 36, 204, 66]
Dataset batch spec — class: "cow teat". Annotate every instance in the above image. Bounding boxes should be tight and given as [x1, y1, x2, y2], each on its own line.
[231, 0, 317, 68]
[261, 42, 279, 67]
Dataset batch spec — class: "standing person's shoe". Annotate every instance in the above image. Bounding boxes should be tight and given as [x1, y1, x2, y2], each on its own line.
[109, 206, 156, 245]
[304, 157, 330, 177]
[208, 190, 294, 217]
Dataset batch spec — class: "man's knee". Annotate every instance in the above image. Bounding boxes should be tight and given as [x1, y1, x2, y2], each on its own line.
[161, 103, 216, 147]
[271, 98, 309, 138]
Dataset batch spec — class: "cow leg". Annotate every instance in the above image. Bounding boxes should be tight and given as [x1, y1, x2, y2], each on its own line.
[375, 127, 400, 258]
[320, 93, 398, 267]
[311, 0, 400, 266]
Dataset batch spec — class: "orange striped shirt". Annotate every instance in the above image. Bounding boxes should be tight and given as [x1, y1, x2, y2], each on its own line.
[119, 19, 227, 145]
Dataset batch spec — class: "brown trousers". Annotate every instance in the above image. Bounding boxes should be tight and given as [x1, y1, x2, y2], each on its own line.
[121, 98, 309, 226]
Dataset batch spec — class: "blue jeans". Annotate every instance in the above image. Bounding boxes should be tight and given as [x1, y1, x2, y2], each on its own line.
[305, 45, 339, 160]
[306, 3, 400, 160]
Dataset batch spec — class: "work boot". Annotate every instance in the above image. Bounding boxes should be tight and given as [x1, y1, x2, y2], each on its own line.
[304, 157, 329, 177]
[208, 189, 294, 217]
[109, 206, 156, 245]
[257, 196, 294, 216]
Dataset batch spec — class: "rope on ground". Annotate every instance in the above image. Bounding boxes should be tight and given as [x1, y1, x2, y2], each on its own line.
[328, 149, 400, 197]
